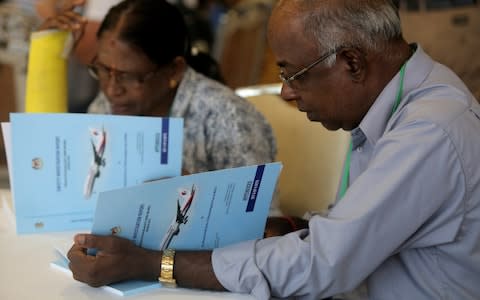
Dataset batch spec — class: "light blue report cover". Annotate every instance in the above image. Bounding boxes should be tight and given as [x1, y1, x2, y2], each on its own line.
[92, 162, 282, 251]
[51, 163, 282, 296]
[9, 113, 183, 234]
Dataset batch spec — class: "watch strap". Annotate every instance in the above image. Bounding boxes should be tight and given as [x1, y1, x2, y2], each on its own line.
[158, 249, 176, 287]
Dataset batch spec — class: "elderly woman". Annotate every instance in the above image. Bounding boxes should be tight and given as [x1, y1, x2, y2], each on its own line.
[40, 0, 277, 178]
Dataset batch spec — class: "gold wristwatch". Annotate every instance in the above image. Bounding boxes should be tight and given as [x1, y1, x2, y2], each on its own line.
[158, 249, 176, 288]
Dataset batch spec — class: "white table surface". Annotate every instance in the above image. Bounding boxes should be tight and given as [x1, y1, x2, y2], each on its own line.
[0, 189, 254, 300]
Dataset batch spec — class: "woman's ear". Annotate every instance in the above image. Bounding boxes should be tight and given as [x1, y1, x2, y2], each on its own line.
[169, 56, 187, 89]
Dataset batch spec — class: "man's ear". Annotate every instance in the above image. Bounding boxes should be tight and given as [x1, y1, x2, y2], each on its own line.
[338, 48, 366, 83]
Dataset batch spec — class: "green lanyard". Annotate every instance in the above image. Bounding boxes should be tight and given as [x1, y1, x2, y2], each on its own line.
[338, 63, 407, 199]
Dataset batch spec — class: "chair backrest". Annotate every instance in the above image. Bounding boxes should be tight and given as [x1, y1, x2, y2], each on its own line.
[244, 88, 349, 216]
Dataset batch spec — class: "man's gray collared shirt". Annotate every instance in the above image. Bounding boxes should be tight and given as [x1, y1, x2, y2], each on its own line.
[212, 45, 480, 299]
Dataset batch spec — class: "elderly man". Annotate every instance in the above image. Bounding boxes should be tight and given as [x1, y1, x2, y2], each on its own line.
[68, 0, 480, 299]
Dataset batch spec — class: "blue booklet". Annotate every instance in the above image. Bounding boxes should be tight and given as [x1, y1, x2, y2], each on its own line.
[92, 162, 282, 251]
[51, 162, 282, 296]
[6, 113, 183, 234]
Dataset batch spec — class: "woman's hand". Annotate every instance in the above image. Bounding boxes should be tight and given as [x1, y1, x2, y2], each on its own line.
[67, 234, 161, 287]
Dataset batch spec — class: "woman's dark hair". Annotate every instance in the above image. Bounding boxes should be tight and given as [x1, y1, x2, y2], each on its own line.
[98, 0, 189, 67]
[98, 0, 224, 82]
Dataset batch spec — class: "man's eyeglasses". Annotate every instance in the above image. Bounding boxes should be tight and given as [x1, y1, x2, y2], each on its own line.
[87, 61, 159, 89]
[279, 48, 339, 89]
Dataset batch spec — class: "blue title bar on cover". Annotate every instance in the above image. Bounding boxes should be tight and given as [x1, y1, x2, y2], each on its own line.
[246, 164, 265, 212]
[161, 118, 169, 164]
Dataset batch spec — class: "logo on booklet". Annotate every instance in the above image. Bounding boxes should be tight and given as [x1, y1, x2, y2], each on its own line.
[32, 157, 43, 170]
[110, 226, 122, 235]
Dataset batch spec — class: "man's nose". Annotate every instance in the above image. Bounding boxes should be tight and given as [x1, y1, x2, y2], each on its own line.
[280, 83, 299, 102]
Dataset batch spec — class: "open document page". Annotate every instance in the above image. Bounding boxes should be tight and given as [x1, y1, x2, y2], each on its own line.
[5, 113, 183, 234]
[92, 162, 282, 250]
[51, 162, 282, 296]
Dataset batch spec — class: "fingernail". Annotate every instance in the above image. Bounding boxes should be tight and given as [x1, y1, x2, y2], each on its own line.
[75, 234, 85, 245]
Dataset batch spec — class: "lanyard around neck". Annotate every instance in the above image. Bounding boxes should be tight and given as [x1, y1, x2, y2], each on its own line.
[338, 63, 407, 199]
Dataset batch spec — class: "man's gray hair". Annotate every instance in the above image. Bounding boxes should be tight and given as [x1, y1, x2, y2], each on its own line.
[297, 0, 402, 66]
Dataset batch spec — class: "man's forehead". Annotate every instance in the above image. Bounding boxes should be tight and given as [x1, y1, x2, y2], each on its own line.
[268, 8, 318, 67]
[268, 4, 304, 40]
[270, 0, 302, 22]
[270, 41, 319, 70]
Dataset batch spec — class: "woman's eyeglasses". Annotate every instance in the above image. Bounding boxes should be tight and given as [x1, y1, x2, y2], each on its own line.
[87, 62, 159, 89]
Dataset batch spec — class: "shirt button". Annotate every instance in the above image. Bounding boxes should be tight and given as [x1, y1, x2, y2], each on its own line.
[356, 146, 363, 153]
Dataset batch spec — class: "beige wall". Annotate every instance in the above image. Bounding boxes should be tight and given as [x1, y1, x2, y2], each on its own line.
[397, 6, 479, 98]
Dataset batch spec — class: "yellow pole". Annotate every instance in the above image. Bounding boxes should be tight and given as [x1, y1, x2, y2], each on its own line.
[25, 30, 69, 113]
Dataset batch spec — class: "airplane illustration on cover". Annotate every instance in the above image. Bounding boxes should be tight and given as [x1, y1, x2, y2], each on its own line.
[83, 127, 107, 199]
[160, 185, 196, 250]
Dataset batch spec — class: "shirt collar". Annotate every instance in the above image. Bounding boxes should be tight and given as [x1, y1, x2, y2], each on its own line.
[356, 44, 434, 147]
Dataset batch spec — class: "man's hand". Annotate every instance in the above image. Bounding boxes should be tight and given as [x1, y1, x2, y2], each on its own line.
[56, 0, 86, 12]
[38, 0, 87, 40]
[36, 0, 99, 64]
[36, 0, 86, 19]
[67, 234, 161, 287]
